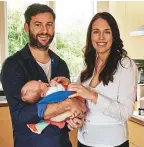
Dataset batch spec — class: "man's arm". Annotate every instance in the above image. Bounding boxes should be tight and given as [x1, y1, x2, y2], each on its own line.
[43, 98, 86, 120]
[43, 57, 87, 122]
[1, 58, 41, 124]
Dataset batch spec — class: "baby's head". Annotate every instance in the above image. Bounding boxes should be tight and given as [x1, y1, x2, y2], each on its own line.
[21, 80, 49, 103]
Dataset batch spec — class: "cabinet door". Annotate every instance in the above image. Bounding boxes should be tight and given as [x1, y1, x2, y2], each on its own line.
[129, 142, 139, 147]
[128, 121, 144, 147]
[69, 129, 78, 147]
[0, 107, 14, 147]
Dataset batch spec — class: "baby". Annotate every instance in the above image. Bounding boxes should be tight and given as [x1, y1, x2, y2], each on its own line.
[21, 79, 84, 134]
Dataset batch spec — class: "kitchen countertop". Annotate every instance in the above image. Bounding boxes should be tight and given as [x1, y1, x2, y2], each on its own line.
[0, 94, 144, 126]
[0, 96, 8, 107]
[130, 111, 144, 126]
[129, 101, 144, 126]
[0, 83, 7, 106]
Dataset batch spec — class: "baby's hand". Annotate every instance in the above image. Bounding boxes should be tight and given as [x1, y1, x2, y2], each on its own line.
[51, 77, 70, 86]
[49, 79, 59, 87]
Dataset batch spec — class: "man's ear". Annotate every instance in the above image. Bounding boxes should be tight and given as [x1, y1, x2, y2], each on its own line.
[24, 23, 29, 33]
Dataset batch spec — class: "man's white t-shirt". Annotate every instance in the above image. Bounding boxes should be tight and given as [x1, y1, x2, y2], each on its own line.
[37, 60, 51, 81]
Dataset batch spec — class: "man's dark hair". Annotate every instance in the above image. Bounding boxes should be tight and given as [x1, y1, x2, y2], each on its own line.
[24, 3, 56, 25]
[81, 12, 128, 85]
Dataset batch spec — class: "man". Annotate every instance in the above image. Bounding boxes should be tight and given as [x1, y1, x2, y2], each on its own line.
[1, 3, 86, 147]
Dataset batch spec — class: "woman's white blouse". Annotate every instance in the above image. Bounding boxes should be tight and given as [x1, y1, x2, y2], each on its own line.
[78, 57, 138, 147]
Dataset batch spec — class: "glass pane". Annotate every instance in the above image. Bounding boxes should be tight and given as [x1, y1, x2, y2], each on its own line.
[7, 0, 48, 55]
[55, 0, 96, 78]
[7, 0, 97, 78]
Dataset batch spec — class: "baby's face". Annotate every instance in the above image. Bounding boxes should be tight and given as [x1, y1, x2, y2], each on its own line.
[38, 81, 49, 95]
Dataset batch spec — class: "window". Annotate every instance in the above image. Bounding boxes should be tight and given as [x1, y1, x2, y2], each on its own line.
[55, 0, 97, 77]
[0, 1, 7, 67]
[7, 0, 48, 55]
[6, 1, 97, 78]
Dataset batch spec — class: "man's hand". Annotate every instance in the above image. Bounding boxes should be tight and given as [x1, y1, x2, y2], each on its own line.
[66, 117, 85, 131]
[68, 98, 87, 117]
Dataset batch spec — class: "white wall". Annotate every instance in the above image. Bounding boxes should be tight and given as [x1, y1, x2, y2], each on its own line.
[109, 1, 144, 59]
[0, 1, 7, 64]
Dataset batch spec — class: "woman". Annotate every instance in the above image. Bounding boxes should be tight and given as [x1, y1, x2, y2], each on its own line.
[67, 12, 138, 147]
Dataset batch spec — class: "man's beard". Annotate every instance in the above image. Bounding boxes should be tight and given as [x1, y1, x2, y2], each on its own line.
[29, 30, 54, 51]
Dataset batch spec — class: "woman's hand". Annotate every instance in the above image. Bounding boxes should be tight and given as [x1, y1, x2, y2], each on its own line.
[51, 77, 70, 86]
[68, 83, 98, 103]
[66, 117, 85, 131]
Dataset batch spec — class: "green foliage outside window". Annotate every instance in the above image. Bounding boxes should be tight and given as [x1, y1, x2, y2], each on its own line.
[8, 10, 84, 77]
[55, 31, 84, 76]
[8, 10, 28, 55]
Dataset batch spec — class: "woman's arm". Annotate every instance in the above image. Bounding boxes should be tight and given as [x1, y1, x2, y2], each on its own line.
[68, 60, 138, 122]
[94, 60, 138, 121]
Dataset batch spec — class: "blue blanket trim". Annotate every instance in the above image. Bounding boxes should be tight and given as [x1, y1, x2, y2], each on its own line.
[37, 103, 47, 119]
[38, 91, 73, 104]
[37, 91, 73, 118]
